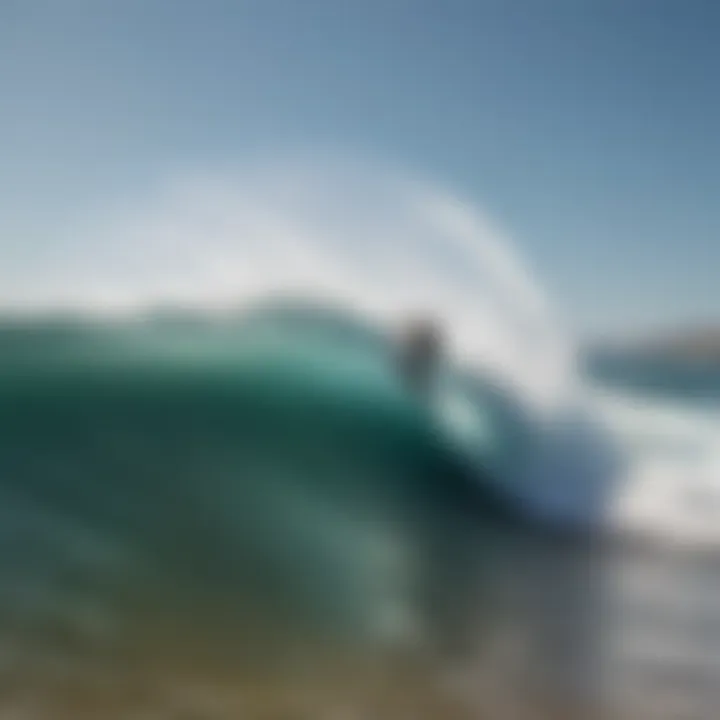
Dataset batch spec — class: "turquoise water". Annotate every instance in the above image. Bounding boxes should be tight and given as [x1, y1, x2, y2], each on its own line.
[0, 307, 537, 711]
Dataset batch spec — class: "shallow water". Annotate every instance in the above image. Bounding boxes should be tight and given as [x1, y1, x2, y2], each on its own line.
[3, 512, 719, 719]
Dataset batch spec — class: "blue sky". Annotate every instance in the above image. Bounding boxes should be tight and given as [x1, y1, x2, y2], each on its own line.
[2, 0, 719, 337]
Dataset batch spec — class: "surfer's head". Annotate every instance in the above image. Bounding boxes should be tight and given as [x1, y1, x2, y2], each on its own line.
[403, 317, 442, 355]
[396, 316, 443, 395]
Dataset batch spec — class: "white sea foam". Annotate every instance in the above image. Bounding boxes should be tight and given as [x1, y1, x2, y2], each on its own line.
[589, 387, 720, 547]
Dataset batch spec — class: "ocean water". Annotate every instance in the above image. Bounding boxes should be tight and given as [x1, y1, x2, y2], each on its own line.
[2, 309, 719, 719]
[4, 160, 720, 718]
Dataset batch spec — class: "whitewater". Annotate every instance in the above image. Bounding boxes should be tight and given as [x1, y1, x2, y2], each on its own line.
[4, 155, 718, 549]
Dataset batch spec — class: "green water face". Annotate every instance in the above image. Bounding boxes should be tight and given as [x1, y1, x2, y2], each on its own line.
[0, 317, 525, 650]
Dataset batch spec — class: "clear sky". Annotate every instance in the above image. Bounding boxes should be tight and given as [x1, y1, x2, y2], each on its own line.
[2, 0, 719, 337]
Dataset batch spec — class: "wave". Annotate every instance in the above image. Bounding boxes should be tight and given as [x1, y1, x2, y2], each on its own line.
[0, 307, 533, 653]
[2, 153, 718, 563]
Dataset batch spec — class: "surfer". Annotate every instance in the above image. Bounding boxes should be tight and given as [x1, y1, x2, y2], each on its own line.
[396, 317, 443, 398]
